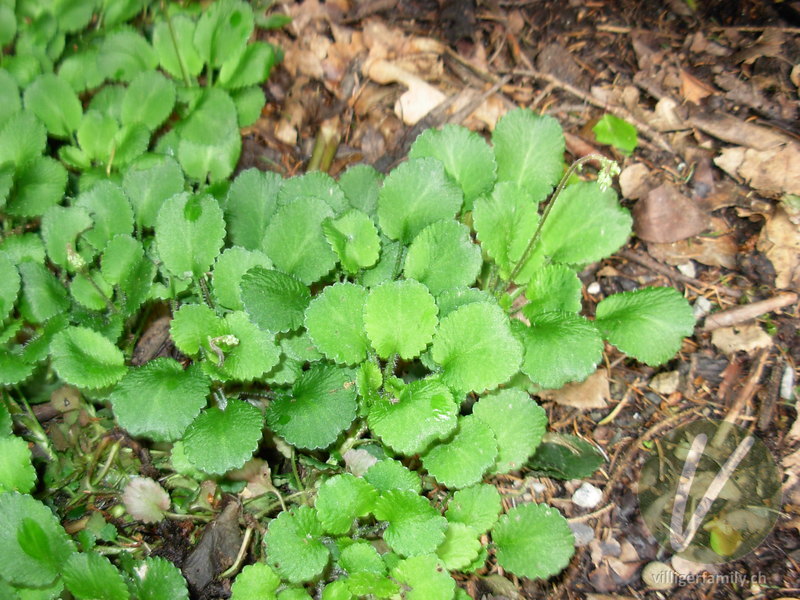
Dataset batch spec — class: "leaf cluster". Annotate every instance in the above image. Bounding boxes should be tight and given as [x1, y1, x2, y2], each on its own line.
[0, 6, 697, 593]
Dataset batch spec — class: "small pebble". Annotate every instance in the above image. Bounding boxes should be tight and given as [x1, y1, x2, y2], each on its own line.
[531, 482, 547, 495]
[677, 261, 696, 278]
[693, 296, 712, 319]
[642, 561, 676, 590]
[781, 364, 795, 400]
[572, 482, 602, 509]
[587, 281, 601, 295]
[650, 370, 680, 395]
[569, 522, 594, 547]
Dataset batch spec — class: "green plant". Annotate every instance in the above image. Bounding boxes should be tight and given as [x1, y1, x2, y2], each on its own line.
[0, 4, 695, 592]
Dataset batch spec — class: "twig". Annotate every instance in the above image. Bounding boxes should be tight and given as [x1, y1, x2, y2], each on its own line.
[702, 292, 798, 331]
[508, 68, 675, 154]
[722, 347, 771, 426]
[615, 248, 743, 299]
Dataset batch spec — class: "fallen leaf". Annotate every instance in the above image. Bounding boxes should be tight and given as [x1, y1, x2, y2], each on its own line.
[647, 233, 738, 269]
[757, 205, 800, 290]
[680, 70, 716, 104]
[650, 370, 680, 395]
[711, 324, 773, 354]
[715, 142, 800, 196]
[688, 112, 789, 150]
[731, 28, 784, 65]
[633, 183, 710, 243]
[364, 58, 446, 125]
[648, 97, 686, 131]
[538, 369, 610, 410]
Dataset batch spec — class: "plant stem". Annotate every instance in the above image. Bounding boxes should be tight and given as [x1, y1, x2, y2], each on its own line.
[382, 354, 398, 381]
[197, 275, 214, 309]
[338, 421, 369, 458]
[497, 153, 609, 297]
[290, 448, 306, 504]
[163, 2, 192, 87]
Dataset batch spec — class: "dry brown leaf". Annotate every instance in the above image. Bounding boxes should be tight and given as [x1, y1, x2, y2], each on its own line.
[647, 233, 738, 269]
[363, 58, 446, 125]
[757, 205, 800, 290]
[680, 70, 716, 104]
[648, 97, 686, 132]
[715, 142, 800, 196]
[538, 369, 610, 410]
[731, 28, 785, 64]
[688, 112, 790, 150]
[633, 183, 710, 243]
[711, 324, 773, 354]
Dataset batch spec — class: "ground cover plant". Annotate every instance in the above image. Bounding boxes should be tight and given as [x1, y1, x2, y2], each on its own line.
[0, 2, 696, 598]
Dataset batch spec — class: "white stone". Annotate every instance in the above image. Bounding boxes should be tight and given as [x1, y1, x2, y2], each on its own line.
[587, 281, 601, 295]
[693, 295, 712, 319]
[572, 482, 603, 509]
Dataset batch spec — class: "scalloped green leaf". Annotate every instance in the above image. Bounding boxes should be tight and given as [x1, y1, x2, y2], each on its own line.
[377, 157, 463, 244]
[202, 311, 280, 382]
[436, 522, 481, 570]
[63, 551, 129, 600]
[364, 280, 438, 360]
[155, 192, 226, 279]
[177, 88, 241, 182]
[98, 29, 158, 82]
[0, 69, 20, 127]
[266, 364, 357, 450]
[240, 267, 310, 333]
[0, 493, 75, 587]
[322, 210, 381, 274]
[183, 399, 264, 474]
[17, 262, 69, 323]
[0, 111, 46, 168]
[50, 326, 126, 389]
[231, 563, 280, 600]
[278, 170, 347, 214]
[100, 234, 155, 315]
[40, 205, 92, 270]
[445, 484, 502, 533]
[129, 556, 189, 600]
[123, 155, 185, 230]
[409, 124, 496, 210]
[368, 378, 458, 455]
[219, 41, 279, 89]
[59, 48, 103, 92]
[225, 168, 281, 250]
[492, 108, 565, 197]
[75, 181, 135, 253]
[6, 156, 68, 218]
[513, 312, 604, 389]
[524, 264, 583, 317]
[305, 282, 368, 365]
[535, 181, 631, 266]
[212, 247, 273, 310]
[339, 164, 382, 216]
[315, 473, 378, 535]
[435, 287, 491, 319]
[339, 541, 385, 575]
[71, 270, 113, 311]
[23, 73, 82, 138]
[170, 303, 225, 356]
[262, 197, 337, 284]
[232, 85, 266, 127]
[526, 433, 605, 480]
[473, 389, 547, 474]
[403, 220, 482, 295]
[194, 0, 254, 68]
[110, 359, 210, 442]
[422, 415, 497, 489]
[78, 110, 119, 162]
[121, 70, 176, 131]
[389, 555, 455, 599]
[363, 459, 421, 494]
[431, 302, 522, 393]
[472, 182, 542, 281]
[357, 236, 400, 289]
[491, 503, 575, 580]
[374, 490, 447, 557]
[0, 436, 35, 493]
[264, 506, 329, 584]
[595, 286, 695, 365]
[152, 15, 203, 80]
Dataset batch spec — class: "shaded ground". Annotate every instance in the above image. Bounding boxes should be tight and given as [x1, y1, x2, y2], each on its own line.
[238, 1, 800, 598]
